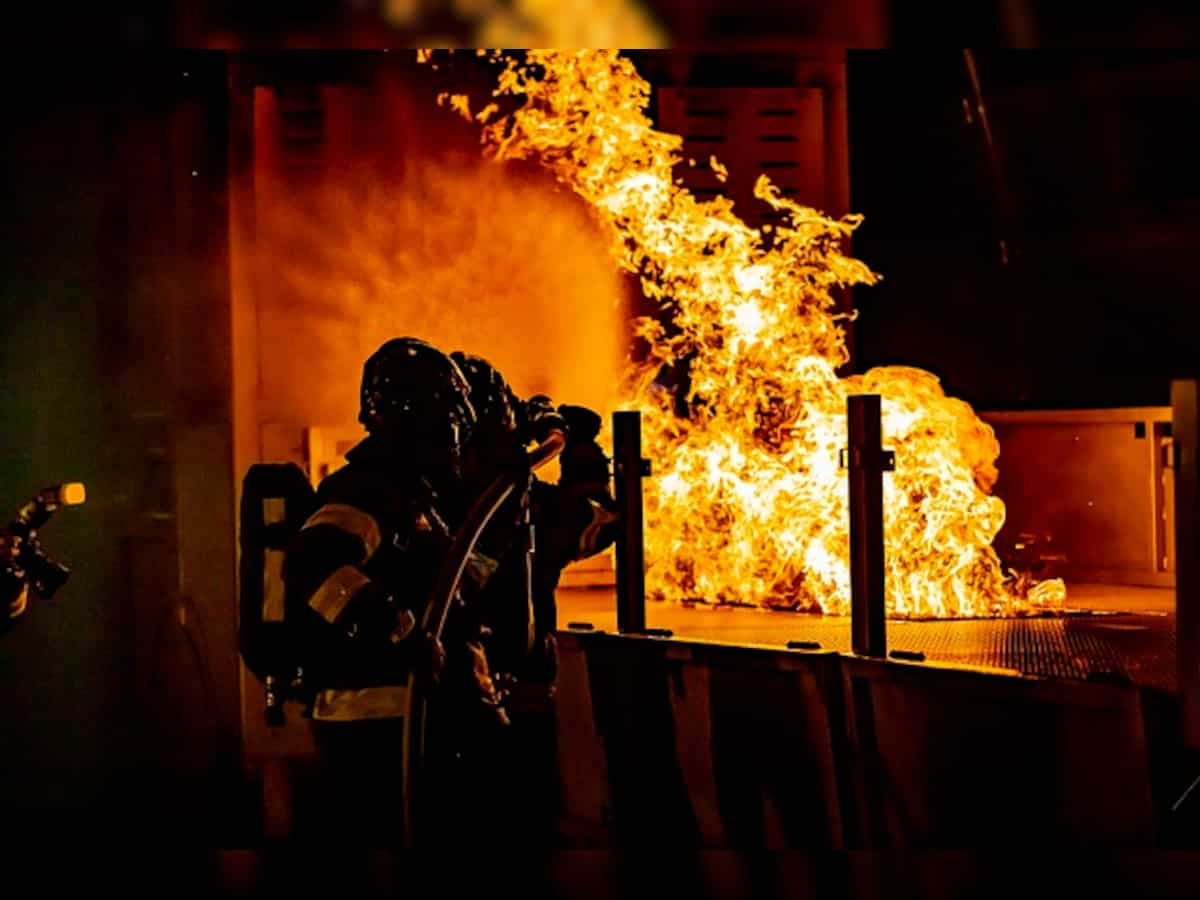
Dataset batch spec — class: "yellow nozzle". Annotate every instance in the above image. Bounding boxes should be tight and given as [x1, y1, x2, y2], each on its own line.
[59, 483, 86, 506]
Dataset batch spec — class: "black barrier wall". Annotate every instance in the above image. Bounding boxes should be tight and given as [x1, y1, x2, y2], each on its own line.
[555, 631, 1158, 848]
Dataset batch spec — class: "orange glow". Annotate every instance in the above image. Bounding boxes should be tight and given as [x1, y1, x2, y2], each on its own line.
[59, 483, 86, 506]
[470, 0, 669, 48]
[414, 0, 669, 47]
[251, 158, 628, 433]
[435, 50, 1066, 618]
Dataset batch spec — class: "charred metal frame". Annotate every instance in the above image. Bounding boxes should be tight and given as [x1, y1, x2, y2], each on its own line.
[1173, 380, 1200, 748]
[614, 411, 649, 634]
[843, 395, 894, 658]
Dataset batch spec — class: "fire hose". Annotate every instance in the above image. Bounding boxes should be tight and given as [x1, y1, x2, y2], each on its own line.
[402, 427, 567, 845]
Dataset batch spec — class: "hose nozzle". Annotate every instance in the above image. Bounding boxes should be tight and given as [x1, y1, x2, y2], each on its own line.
[58, 483, 86, 507]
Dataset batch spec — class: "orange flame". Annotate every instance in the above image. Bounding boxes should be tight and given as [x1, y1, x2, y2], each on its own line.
[434, 50, 1066, 618]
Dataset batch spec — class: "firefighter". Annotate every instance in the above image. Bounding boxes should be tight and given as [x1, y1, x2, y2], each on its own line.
[450, 352, 619, 687]
[447, 351, 542, 682]
[450, 351, 620, 840]
[284, 336, 509, 845]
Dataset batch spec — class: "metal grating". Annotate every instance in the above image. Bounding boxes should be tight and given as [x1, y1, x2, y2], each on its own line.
[814, 615, 1174, 690]
[559, 589, 1178, 692]
[789, 615, 1173, 690]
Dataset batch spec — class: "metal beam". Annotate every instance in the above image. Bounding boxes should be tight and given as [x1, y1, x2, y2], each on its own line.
[845, 395, 893, 658]
[1173, 379, 1200, 747]
[614, 411, 648, 635]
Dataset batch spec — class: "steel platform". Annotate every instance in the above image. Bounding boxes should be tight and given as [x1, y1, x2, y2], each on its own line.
[557, 582, 1177, 692]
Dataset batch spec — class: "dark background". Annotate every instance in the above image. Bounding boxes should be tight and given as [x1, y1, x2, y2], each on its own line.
[847, 50, 1200, 410]
[7, 2, 1200, 51]
[1, 54, 249, 837]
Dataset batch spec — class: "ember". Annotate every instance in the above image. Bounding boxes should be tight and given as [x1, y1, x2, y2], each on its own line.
[433, 49, 1067, 618]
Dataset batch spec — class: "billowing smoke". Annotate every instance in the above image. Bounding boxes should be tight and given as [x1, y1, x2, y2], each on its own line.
[253, 156, 628, 432]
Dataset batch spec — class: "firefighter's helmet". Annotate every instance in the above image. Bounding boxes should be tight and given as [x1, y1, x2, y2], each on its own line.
[359, 337, 476, 457]
[449, 351, 521, 440]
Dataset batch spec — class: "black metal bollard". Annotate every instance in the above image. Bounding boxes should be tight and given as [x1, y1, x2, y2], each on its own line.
[843, 395, 894, 658]
[613, 411, 649, 634]
[1173, 380, 1200, 748]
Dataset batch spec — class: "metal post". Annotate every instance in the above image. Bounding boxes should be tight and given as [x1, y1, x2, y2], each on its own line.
[844, 395, 893, 658]
[1172, 380, 1200, 748]
[614, 411, 648, 634]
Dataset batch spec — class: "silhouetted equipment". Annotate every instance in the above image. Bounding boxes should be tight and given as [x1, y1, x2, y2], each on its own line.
[238, 463, 318, 726]
[237, 428, 568, 844]
[6, 482, 86, 599]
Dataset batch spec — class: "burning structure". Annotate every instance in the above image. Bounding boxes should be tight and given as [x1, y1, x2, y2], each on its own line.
[434, 49, 1065, 618]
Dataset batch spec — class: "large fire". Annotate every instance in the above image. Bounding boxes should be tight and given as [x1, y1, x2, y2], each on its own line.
[432, 49, 1066, 618]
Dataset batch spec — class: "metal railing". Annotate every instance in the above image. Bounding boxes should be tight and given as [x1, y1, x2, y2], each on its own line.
[610, 397, 894, 658]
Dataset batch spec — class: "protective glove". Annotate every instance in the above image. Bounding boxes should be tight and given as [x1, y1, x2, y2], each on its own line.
[523, 394, 568, 443]
[556, 405, 611, 491]
[557, 405, 602, 443]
